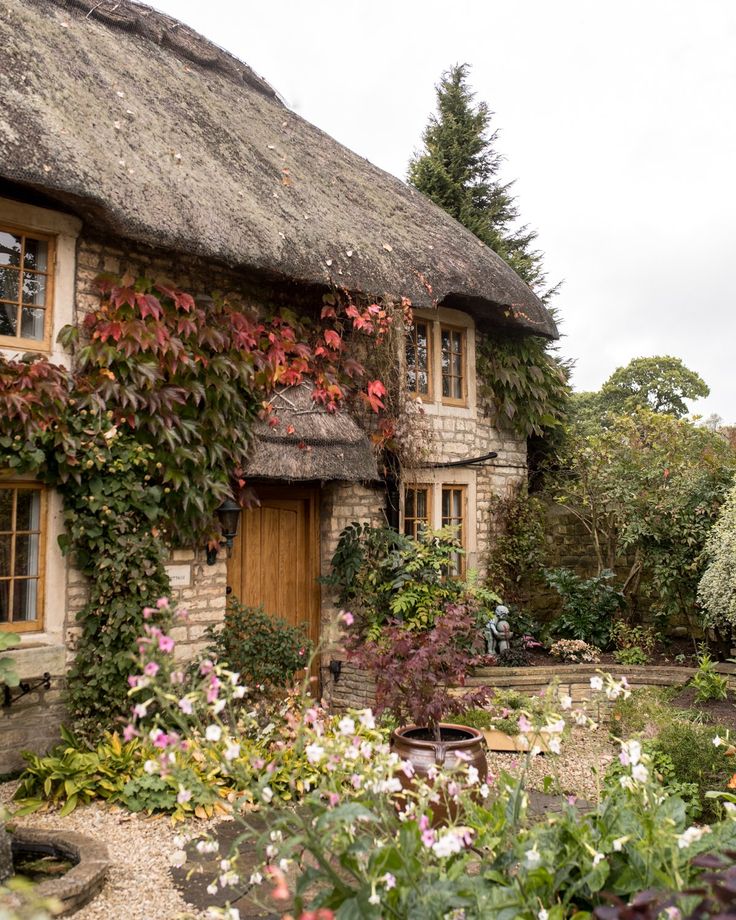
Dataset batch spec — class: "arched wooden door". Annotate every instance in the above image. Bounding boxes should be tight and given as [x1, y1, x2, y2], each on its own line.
[227, 487, 321, 645]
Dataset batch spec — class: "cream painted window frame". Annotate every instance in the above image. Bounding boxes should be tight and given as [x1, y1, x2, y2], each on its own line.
[405, 308, 476, 415]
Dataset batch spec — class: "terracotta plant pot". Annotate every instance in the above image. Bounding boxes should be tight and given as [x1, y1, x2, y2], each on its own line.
[390, 723, 488, 824]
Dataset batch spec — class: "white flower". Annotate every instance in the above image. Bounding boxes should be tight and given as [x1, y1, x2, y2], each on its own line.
[233, 685, 247, 699]
[713, 735, 724, 747]
[338, 716, 356, 736]
[559, 694, 573, 710]
[547, 736, 562, 755]
[677, 825, 711, 849]
[221, 909, 240, 920]
[432, 831, 464, 858]
[466, 765, 479, 785]
[359, 709, 376, 729]
[261, 785, 274, 803]
[177, 786, 192, 804]
[543, 719, 565, 735]
[360, 741, 373, 759]
[173, 834, 187, 849]
[631, 763, 649, 784]
[479, 783, 490, 799]
[195, 839, 219, 854]
[621, 740, 642, 767]
[306, 742, 325, 764]
[205, 724, 222, 743]
[590, 676, 604, 691]
[224, 741, 240, 762]
[170, 850, 187, 867]
[592, 852, 605, 867]
[213, 698, 227, 715]
[368, 893, 380, 905]
[525, 848, 541, 868]
[612, 836, 629, 851]
[725, 802, 736, 817]
[249, 871, 263, 885]
[143, 759, 158, 774]
[206, 883, 218, 895]
[538, 910, 549, 920]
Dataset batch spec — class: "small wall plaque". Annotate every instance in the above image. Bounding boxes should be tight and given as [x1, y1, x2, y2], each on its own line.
[165, 564, 192, 589]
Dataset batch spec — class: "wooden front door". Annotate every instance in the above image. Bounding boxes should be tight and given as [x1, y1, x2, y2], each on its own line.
[227, 487, 321, 645]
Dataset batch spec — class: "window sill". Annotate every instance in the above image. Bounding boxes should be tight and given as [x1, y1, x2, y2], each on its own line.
[6, 642, 66, 679]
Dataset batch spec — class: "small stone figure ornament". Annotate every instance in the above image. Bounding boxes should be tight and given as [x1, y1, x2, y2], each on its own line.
[483, 604, 513, 656]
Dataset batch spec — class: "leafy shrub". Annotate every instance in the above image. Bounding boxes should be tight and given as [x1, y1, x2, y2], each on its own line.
[324, 522, 465, 636]
[653, 720, 731, 820]
[201, 599, 311, 693]
[610, 621, 658, 660]
[545, 567, 625, 648]
[692, 650, 729, 703]
[613, 647, 648, 665]
[550, 638, 601, 663]
[604, 742, 701, 818]
[699, 482, 736, 631]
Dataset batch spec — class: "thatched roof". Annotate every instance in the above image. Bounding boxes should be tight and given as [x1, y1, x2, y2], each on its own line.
[244, 385, 379, 482]
[0, 0, 557, 339]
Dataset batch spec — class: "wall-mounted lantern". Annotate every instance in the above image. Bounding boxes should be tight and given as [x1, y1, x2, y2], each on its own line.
[206, 498, 242, 566]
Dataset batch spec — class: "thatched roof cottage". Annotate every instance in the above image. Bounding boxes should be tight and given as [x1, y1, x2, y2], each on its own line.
[0, 0, 557, 767]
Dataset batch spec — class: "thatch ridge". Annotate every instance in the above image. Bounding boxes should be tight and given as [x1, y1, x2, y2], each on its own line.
[244, 385, 379, 482]
[1, 0, 557, 339]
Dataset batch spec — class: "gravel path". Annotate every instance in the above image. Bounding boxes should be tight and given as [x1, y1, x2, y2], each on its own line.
[1, 729, 615, 918]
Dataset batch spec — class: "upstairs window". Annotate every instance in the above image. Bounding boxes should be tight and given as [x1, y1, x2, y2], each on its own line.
[406, 320, 431, 398]
[440, 325, 466, 404]
[0, 483, 46, 632]
[0, 226, 54, 348]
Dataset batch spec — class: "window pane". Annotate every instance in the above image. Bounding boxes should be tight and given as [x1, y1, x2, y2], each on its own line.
[15, 534, 40, 577]
[16, 490, 40, 531]
[0, 267, 20, 302]
[405, 488, 415, 519]
[13, 579, 38, 621]
[21, 306, 45, 340]
[407, 322, 430, 395]
[0, 491, 12, 532]
[0, 232, 21, 267]
[22, 272, 47, 307]
[415, 490, 427, 519]
[0, 302, 17, 336]
[0, 582, 9, 622]
[0, 535, 12, 576]
[24, 237, 48, 272]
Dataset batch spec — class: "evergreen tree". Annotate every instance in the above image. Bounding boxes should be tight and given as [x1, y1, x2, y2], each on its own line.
[409, 63, 552, 297]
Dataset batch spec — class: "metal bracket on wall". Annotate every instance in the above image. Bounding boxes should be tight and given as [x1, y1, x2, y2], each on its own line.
[3, 672, 52, 708]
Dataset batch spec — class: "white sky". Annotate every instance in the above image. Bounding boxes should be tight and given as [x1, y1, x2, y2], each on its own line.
[150, 0, 736, 423]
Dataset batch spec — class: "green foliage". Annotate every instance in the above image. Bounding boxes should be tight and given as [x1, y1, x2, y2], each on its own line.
[0, 876, 60, 919]
[610, 621, 658, 660]
[485, 489, 546, 602]
[551, 409, 736, 628]
[324, 523, 465, 635]
[599, 356, 709, 419]
[613, 647, 648, 665]
[408, 64, 550, 293]
[545, 567, 625, 648]
[0, 631, 20, 688]
[604, 744, 702, 819]
[692, 650, 729, 703]
[201, 599, 311, 692]
[699, 481, 736, 631]
[476, 333, 571, 439]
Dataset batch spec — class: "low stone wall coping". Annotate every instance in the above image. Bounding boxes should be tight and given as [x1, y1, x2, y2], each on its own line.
[7, 644, 66, 680]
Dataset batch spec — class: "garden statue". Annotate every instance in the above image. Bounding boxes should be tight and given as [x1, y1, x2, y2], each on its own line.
[483, 605, 513, 656]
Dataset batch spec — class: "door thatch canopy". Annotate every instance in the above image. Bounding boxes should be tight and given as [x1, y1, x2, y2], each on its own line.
[244, 385, 378, 483]
[1, 0, 557, 339]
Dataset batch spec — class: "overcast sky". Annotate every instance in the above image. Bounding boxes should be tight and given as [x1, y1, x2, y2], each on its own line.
[150, 0, 736, 423]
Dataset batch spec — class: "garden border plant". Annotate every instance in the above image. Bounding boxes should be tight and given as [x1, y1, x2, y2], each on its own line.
[0, 276, 400, 738]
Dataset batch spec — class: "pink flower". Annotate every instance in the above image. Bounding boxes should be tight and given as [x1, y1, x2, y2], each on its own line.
[142, 606, 155, 620]
[128, 675, 139, 688]
[518, 715, 532, 734]
[144, 661, 160, 677]
[175, 607, 189, 621]
[339, 610, 354, 626]
[328, 792, 340, 807]
[178, 697, 193, 715]
[158, 634, 175, 653]
[421, 828, 436, 847]
[123, 724, 137, 742]
[156, 597, 169, 609]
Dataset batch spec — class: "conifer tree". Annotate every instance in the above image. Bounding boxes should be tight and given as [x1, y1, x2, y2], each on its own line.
[409, 63, 551, 296]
